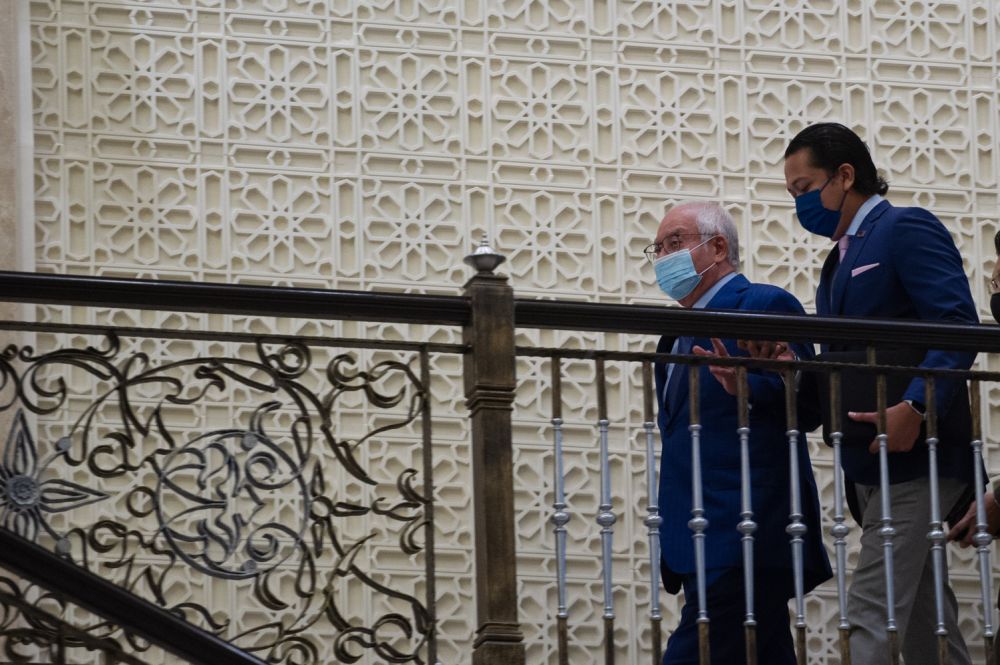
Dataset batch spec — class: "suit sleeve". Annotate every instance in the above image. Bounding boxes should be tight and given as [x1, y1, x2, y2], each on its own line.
[891, 209, 978, 412]
[741, 286, 817, 415]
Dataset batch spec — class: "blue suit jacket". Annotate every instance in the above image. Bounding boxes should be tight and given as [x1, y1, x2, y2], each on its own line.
[815, 200, 978, 486]
[655, 274, 832, 596]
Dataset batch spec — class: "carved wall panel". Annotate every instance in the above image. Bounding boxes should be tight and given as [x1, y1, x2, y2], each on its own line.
[24, 1, 1000, 663]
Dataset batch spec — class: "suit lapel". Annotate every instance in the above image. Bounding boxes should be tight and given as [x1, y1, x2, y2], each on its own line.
[664, 348, 687, 424]
[817, 249, 838, 316]
[830, 200, 890, 314]
[654, 335, 673, 421]
[664, 274, 749, 426]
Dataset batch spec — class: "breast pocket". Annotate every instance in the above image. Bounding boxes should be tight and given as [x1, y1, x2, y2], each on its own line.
[849, 262, 881, 281]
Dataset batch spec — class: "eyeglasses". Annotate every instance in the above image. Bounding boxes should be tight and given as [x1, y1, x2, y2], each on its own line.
[643, 233, 710, 262]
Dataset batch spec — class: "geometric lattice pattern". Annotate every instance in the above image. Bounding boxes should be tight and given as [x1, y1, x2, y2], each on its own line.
[25, 1, 1000, 663]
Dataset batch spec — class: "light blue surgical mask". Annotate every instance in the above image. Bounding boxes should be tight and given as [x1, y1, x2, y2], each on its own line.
[653, 237, 717, 301]
[794, 177, 847, 238]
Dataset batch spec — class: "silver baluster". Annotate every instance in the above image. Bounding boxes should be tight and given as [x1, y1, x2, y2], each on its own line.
[924, 377, 950, 664]
[596, 358, 615, 665]
[597, 417, 615, 613]
[551, 417, 570, 651]
[641, 361, 663, 664]
[736, 367, 757, 664]
[784, 369, 806, 665]
[971, 380, 995, 659]
[787, 427, 807, 665]
[688, 366, 710, 665]
[830, 371, 851, 665]
[872, 361, 899, 664]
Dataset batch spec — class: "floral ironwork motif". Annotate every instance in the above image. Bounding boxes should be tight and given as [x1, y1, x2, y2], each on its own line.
[0, 411, 108, 547]
[156, 422, 310, 579]
[0, 333, 435, 664]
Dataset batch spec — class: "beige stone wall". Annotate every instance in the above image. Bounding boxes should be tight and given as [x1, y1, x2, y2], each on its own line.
[15, 2, 1000, 664]
[0, 1, 19, 281]
[0, 1, 27, 443]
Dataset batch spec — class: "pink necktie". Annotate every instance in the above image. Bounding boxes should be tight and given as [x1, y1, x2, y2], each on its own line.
[838, 235, 850, 262]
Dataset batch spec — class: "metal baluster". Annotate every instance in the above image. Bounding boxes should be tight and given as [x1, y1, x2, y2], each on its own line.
[550, 356, 570, 665]
[688, 364, 710, 665]
[55, 622, 64, 665]
[970, 380, 996, 663]
[419, 347, 440, 665]
[641, 361, 663, 665]
[596, 357, 616, 665]
[736, 366, 757, 665]
[783, 367, 807, 665]
[923, 376, 949, 665]
[829, 371, 852, 665]
[870, 347, 899, 664]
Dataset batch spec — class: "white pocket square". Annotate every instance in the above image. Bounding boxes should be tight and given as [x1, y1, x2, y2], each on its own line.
[851, 262, 880, 277]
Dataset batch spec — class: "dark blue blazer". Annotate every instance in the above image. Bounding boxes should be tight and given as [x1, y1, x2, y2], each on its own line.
[815, 200, 978, 486]
[655, 274, 831, 596]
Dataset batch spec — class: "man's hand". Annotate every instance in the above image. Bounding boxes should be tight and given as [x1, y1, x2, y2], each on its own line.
[947, 491, 1000, 547]
[738, 339, 796, 362]
[991, 261, 1000, 294]
[692, 338, 736, 395]
[848, 401, 923, 454]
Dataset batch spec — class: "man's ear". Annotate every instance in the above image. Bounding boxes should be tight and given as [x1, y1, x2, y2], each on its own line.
[712, 235, 728, 262]
[838, 163, 856, 192]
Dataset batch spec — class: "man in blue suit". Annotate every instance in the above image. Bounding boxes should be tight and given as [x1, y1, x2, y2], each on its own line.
[649, 201, 831, 664]
[783, 122, 977, 664]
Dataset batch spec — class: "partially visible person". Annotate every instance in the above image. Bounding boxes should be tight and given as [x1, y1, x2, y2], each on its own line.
[780, 123, 978, 665]
[947, 485, 1000, 546]
[949, 235, 1000, 538]
[948, 227, 1000, 664]
[991, 227, 1000, 323]
[650, 201, 831, 665]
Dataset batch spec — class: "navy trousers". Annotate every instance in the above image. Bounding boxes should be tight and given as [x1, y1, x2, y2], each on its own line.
[662, 568, 796, 665]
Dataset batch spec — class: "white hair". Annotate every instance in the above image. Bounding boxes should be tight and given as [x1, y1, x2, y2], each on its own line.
[673, 201, 740, 268]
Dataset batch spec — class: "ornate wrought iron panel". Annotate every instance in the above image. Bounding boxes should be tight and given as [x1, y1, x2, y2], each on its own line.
[0, 326, 441, 665]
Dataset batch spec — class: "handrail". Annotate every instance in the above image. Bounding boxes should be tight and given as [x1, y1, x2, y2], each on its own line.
[0, 528, 269, 665]
[514, 299, 1000, 352]
[2, 270, 1000, 352]
[0, 270, 470, 325]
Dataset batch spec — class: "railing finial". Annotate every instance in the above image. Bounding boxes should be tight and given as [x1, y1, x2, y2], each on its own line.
[464, 232, 506, 274]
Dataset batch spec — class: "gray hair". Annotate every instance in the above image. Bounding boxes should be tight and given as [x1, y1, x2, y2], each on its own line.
[673, 201, 740, 268]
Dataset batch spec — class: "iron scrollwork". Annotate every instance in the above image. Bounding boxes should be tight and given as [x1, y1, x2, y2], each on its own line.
[0, 333, 435, 664]
[0, 575, 148, 665]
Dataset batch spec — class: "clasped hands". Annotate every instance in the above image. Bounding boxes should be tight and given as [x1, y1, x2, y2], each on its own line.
[691, 338, 922, 454]
[947, 490, 1000, 547]
[689, 338, 992, 545]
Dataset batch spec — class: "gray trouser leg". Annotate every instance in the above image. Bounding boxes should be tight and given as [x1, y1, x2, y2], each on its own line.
[847, 476, 971, 665]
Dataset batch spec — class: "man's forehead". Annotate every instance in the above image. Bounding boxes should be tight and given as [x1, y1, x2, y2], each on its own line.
[784, 150, 819, 178]
[657, 210, 698, 237]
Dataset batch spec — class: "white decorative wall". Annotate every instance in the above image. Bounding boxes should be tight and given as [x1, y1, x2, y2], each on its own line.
[24, 1, 1000, 663]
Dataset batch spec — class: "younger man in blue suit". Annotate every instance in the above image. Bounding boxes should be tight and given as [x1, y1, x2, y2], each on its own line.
[783, 123, 977, 665]
[650, 201, 831, 664]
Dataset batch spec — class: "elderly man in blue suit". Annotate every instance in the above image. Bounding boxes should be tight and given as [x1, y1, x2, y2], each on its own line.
[781, 123, 978, 665]
[650, 201, 831, 665]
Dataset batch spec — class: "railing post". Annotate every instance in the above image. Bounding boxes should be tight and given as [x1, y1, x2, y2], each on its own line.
[463, 235, 525, 665]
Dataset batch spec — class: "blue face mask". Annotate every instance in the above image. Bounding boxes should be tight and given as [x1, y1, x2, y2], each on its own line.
[653, 237, 717, 302]
[794, 177, 847, 238]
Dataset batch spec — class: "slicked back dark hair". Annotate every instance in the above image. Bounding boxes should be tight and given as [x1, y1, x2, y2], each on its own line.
[784, 122, 889, 197]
